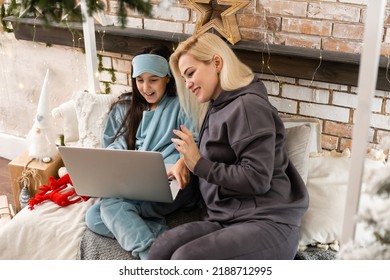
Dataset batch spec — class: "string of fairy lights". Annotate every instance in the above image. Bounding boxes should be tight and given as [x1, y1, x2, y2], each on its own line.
[260, 4, 280, 87]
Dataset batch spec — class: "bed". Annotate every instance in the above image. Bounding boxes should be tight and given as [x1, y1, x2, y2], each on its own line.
[0, 90, 384, 260]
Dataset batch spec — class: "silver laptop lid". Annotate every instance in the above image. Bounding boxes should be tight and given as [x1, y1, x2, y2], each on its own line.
[58, 146, 179, 203]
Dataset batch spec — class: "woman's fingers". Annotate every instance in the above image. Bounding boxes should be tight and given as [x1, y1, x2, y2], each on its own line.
[173, 125, 192, 140]
[166, 158, 190, 189]
[172, 125, 201, 172]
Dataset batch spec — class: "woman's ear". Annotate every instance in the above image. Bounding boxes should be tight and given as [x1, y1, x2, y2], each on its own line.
[213, 55, 223, 72]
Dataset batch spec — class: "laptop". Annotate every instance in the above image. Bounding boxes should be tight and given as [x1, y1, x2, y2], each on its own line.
[58, 146, 180, 203]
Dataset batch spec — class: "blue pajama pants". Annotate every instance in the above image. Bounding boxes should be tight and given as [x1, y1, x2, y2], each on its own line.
[85, 198, 167, 259]
[85, 177, 199, 260]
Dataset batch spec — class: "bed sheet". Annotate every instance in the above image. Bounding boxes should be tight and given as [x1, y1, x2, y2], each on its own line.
[0, 193, 99, 260]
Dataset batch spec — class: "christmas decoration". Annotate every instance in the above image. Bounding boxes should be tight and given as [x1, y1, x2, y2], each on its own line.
[338, 161, 390, 259]
[0, 0, 19, 32]
[16, 162, 41, 210]
[187, 0, 250, 44]
[19, 183, 31, 209]
[26, 69, 58, 162]
[8, 0, 153, 26]
[28, 173, 89, 210]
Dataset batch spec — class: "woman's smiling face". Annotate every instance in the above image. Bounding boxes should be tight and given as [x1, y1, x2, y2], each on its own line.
[178, 53, 222, 103]
[135, 72, 169, 110]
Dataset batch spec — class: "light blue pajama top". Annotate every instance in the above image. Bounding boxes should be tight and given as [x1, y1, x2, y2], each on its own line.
[102, 93, 192, 163]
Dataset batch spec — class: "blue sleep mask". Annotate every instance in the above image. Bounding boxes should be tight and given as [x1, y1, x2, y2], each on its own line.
[132, 54, 171, 78]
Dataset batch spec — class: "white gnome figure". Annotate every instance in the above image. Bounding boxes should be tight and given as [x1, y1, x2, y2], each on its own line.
[26, 69, 57, 162]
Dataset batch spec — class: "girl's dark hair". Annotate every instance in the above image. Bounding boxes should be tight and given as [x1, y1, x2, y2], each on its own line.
[111, 44, 176, 150]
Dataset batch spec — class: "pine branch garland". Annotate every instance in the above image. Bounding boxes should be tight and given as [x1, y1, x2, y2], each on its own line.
[115, 0, 152, 26]
[5, 0, 153, 26]
[0, 0, 19, 32]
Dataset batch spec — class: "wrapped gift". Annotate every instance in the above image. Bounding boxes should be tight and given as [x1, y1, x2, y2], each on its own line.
[8, 151, 64, 212]
[0, 195, 12, 227]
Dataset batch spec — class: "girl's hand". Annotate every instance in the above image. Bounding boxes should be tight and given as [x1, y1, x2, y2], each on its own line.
[171, 125, 201, 172]
[167, 157, 190, 189]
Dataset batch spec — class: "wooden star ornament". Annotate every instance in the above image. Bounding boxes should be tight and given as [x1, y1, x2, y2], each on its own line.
[187, 0, 251, 44]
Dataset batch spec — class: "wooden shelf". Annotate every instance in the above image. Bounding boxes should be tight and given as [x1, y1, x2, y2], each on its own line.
[5, 16, 390, 91]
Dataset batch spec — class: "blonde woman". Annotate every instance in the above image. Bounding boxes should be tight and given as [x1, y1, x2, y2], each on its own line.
[148, 33, 309, 260]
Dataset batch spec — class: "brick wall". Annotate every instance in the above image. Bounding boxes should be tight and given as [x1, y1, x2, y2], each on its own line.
[95, 1, 390, 152]
[262, 74, 390, 152]
[103, 0, 390, 54]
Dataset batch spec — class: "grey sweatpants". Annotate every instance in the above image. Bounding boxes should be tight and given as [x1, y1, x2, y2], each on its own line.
[148, 219, 299, 260]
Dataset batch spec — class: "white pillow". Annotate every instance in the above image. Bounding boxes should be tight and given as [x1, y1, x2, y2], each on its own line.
[72, 90, 120, 148]
[285, 124, 311, 184]
[299, 150, 385, 247]
[282, 117, 322, 154]
[52, 100, 79, 144]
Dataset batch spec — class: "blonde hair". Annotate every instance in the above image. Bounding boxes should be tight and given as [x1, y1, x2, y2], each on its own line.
[170, 33, 254, 131]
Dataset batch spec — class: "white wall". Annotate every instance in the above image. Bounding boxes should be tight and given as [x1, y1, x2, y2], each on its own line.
[0, 32, 89, 159]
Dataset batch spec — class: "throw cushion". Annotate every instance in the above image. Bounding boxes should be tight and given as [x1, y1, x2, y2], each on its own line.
[285, 124, 311, 184]
[51, 100, 79, 144]
[299, 150, 386, 247]
[282, 117, 322, 154]
[72, 90, 120, 148]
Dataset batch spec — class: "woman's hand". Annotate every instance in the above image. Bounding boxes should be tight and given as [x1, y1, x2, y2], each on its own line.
[167, 157, 190, 189]
[171, 125, 201, 172]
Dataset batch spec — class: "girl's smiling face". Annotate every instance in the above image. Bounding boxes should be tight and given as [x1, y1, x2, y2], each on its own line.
[135, 72, 170, 110]
[178, 53, 222, 103]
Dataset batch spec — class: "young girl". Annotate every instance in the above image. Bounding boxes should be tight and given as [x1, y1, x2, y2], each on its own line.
[148, 33, 309, 260]
[85, 45, 200, 260]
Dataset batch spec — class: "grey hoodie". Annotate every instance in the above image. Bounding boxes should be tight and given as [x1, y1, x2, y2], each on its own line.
[194, 77, 309, 226]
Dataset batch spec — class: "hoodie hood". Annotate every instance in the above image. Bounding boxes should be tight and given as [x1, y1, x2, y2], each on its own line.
[211, 76, 268, 109]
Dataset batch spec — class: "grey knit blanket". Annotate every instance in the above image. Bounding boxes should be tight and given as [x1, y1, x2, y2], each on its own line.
[294, 246, 337, 260]
[78, 207, 201, 260]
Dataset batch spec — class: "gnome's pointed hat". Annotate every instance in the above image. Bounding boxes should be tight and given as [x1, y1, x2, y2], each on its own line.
[34, 69, 51, 129]
[27, 69, 57, 161]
